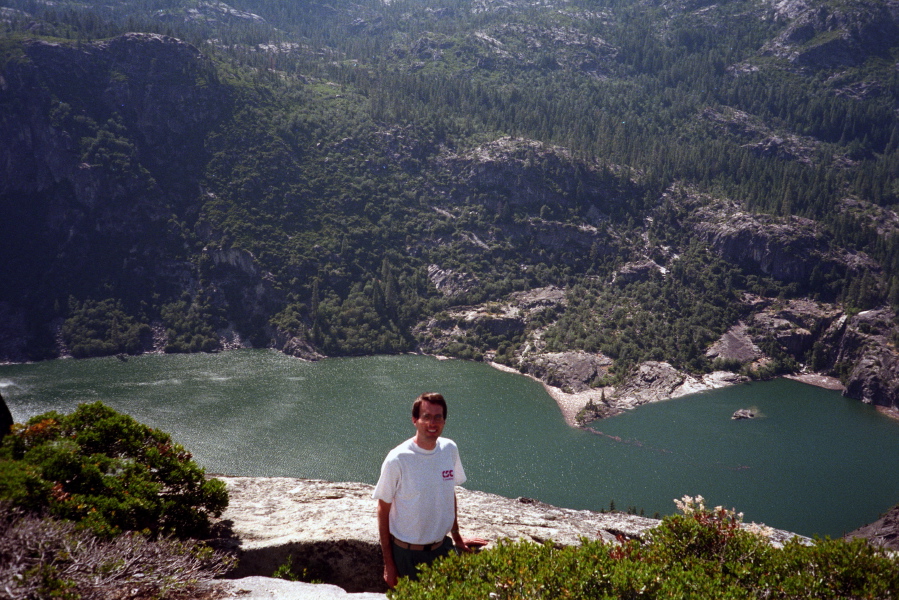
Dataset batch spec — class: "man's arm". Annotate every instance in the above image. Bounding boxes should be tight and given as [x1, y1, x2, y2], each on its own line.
[451, 493, 467, 550]
[377, 499, 398, 588]
[452, 492, 489, 552]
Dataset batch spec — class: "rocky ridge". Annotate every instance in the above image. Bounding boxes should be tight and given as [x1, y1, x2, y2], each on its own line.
[762, 0, 899, 71]
[844, 503, 899, 551]
[210, 477, 895, 599]
[209, 476, 806, 596]
[0, 33, 226, 324]
[689, 198, 879, 285]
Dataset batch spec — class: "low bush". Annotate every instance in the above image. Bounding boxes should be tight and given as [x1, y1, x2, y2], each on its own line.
[394, 496, 899, 600]
[0, 402, 227, 538]
[0, 503, 234, 600]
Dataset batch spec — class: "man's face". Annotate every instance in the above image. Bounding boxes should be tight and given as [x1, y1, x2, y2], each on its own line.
[412, 400, 446, 443]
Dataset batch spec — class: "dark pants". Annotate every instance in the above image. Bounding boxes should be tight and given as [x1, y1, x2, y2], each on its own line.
[392, 537, 455, 581]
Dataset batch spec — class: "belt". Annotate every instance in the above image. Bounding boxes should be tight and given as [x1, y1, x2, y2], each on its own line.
[392, 537, 445, 552]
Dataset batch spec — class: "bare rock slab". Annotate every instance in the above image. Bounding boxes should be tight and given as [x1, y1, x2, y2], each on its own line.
[212, 477, 661, 593]
[218, 576, 386, 600]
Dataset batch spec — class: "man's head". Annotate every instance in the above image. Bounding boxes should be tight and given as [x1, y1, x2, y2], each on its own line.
[411, 393, 447, 449]
[412, 392, 447, 420]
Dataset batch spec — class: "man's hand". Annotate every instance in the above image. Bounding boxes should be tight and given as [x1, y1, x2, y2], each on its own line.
[383, 562, 398, 588]
[455, 536, 490, 552]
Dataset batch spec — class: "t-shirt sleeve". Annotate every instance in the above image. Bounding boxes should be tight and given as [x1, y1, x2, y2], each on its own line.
[452, 443, 467, 486]
[372, 454, 399, 503]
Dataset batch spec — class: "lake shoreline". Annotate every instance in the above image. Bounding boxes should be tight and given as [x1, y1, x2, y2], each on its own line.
[485, 359, 872, 428]
[4, 348, 890, 427]
[485, 359, 589, 427]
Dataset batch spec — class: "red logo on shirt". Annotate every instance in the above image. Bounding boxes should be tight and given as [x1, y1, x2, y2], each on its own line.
[442, 469, 454, 480]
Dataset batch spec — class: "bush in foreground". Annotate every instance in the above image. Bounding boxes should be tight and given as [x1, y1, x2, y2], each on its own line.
[0, 503, 234, 600]
[394, 496, 899, 600]
[0, 402, 227, 538]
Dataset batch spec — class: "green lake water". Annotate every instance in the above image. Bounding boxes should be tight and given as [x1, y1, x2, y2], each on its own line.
[2, 349, 898, 538]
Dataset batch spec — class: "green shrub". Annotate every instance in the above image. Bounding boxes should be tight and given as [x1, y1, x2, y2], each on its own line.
[273, 553, 323, 584]
[160, 298, 222, 354]
[0, 402, 227, 538]
[392, 496, 899, 600]
[62, 298, 151, 359]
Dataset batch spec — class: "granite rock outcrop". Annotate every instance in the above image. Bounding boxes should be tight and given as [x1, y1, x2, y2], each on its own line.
[217, 576, 386, 600]
[211, 477, 810, 597]
[211, 476, 662, 594]
[763, 0, 899, 70]
[608, 362, 747, 413]
[844, 503, 899, 551]
[518, 350, 612, 393]
[691, 202, 878, 285]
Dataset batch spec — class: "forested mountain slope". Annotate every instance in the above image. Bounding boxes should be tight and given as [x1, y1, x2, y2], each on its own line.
[1, 0, 898, 412]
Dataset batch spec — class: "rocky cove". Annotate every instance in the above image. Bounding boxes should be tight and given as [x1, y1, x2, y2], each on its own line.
[2, 7, 899, 596]
[36, 271, 899, 430]
[423, 287, 899, 428]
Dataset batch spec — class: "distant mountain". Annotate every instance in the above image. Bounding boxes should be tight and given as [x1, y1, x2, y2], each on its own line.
[1, 0, 898, 412]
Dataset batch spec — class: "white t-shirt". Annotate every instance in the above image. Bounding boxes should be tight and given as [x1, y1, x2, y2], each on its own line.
[372, 437, 467, 546]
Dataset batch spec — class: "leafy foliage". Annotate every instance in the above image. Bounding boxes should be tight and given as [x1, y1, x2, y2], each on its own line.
[0, 402, 228, 538]
[543, 244, 745, 377]
[160, 294, 223, 354]
[61, 297, 151, 358]
[393, 496, 899, 600]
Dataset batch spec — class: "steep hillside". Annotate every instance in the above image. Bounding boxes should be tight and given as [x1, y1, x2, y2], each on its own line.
[1, 0, 898, 412]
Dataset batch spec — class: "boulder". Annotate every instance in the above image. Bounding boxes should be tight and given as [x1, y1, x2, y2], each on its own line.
[612, 362, 746, 410]
[519, 351, 612, 393]
[211, 477, 661, 593]
[0, 391, 12, 439]
[843, 503, 899, 550]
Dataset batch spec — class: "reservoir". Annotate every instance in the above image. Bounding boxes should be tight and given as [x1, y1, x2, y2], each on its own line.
[2, 349, 898, 539]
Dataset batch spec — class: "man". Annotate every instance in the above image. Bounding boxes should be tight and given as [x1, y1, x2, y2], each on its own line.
[372, 392, 487, 588]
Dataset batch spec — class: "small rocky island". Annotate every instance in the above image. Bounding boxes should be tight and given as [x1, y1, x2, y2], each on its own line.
[732, 408, 756, 420]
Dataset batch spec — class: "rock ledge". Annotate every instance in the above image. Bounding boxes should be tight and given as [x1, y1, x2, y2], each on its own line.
[211, 477, 809, 596]
[211, 476, 661, 594]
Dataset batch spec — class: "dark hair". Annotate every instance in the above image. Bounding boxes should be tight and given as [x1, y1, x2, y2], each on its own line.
[412, 392, 447, 420]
